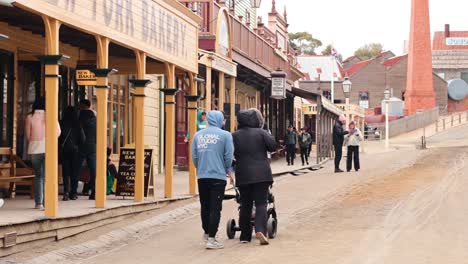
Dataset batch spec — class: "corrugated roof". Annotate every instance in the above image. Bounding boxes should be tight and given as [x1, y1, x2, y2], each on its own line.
[383, 54, 408, 67]
[344, 60, 372, 76]
[297, 55, 344, 81]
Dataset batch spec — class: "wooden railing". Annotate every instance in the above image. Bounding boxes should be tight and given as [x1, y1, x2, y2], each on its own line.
[178, 0, 300, 78]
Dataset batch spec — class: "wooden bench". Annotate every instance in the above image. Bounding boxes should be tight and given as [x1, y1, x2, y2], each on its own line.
[0, 148, 35, 198]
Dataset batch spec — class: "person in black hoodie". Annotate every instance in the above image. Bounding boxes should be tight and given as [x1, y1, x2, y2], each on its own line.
[79, 100, 97, 200]
[233, 108, 277, 245]
[333, 115, 349, 173]
[59, 106, 85, 201]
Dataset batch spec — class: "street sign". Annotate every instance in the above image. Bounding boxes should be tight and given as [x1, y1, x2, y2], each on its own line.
[76, 70, 96, 86]
[271, 77, 286, 99]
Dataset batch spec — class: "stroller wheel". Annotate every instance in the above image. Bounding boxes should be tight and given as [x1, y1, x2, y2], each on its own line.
[267, 218, 277, 239]
[226, 219, 237, 239]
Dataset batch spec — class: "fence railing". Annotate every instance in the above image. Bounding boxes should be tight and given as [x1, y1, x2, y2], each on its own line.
[371, 107, 439, 138]
[435, 111, 468, 132]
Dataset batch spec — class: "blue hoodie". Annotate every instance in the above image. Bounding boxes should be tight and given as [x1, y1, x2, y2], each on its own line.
[191, 111, 234, 181]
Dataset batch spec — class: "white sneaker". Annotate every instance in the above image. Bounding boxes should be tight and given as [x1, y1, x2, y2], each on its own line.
[206, 237, 224, 249]
[35, 204, 44, 210]
[0, 198, 4, 208]
[256, 232, 269, 245]
[203, 234, 209, 242]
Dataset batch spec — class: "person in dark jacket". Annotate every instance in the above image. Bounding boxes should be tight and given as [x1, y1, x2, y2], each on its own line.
[59, 106, 85, 201]
[298, 128, 312, 166]
[79, 99, 97, 200]
[333, 115, 349, 173]
[233, 108, 277, 245]
[284, 125, 297, 166]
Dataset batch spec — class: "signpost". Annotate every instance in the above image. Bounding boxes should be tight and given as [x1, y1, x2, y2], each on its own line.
[116, 147, 154, 198]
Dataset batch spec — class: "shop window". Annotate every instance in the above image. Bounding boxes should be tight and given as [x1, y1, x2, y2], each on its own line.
[322, 90, 331, 101]
[0, 51, 14, 148]
[106, 75, 133, 155]
[359, 91, 369, 109]
[461, 72, 468, 84]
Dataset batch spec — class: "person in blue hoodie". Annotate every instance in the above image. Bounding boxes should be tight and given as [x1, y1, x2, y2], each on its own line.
[191, 111, 234, 250]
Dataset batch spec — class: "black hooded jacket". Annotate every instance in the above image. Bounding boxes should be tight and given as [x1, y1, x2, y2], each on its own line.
[232, 109, 277, 186]
[79, 110, 97, 154]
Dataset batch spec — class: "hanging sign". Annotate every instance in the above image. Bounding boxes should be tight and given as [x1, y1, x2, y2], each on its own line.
[271, 70, 287, 100]
[76, 70, 97, 86]
[116, 147, 153, 197]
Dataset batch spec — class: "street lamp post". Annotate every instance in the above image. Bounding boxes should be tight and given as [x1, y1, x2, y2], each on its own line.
[384, 88, 391, 149]
[342, 74, 352, 124]
[250, 0, 262, 8]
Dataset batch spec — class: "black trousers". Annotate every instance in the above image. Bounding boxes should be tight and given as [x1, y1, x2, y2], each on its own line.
[300, 147, 309, 164]
[238, 182, 270, 241]
[334, 144, 343, 170]
[62, 150, 81, 196]
[346, 146, 360, 171]
[308, 143, 313, 157]
[198, 178, 226, 238]
[286, 144, 296, 164]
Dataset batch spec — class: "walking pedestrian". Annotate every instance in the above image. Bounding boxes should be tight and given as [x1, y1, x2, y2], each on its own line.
[298, 128, 312, 166]
[284, 125, 297, 166]
[344, 121, 363, 172]
[185, 110, 207, 142]
[333, 115, 349, 173]
[307, 127, 313, 158]
[25, 97, 61, 209]
[79, 99, 97, 200]
[233, 109, 276, 245]
[59, 106, 85, 201]
[191, 111, 234, 250]
[107, 147, 117, 195]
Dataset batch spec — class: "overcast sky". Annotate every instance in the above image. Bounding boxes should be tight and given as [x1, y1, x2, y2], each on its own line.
[258, 0, 467, 58]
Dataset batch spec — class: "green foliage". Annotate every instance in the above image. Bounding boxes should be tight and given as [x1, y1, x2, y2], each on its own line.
[288, 32, 322, 55]
[354, 43, 384, 60]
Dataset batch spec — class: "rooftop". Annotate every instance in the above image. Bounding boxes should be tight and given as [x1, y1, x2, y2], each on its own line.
[433, 31, 468, 51]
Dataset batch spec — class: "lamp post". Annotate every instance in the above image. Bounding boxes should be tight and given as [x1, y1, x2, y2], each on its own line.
[342, 74, 352, 124]
[384, 88, 391, 149]
[250, 0, 262, 8]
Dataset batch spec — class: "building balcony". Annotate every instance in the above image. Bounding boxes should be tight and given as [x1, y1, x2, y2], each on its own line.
[178, 0, 302, 81]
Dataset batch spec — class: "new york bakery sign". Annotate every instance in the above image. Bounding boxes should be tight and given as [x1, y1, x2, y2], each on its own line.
[15, 0, 199, 73]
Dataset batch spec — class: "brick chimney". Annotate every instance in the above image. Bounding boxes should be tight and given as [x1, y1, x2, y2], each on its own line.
[405, 0, 436, 116]
[445, 24, 450, 38]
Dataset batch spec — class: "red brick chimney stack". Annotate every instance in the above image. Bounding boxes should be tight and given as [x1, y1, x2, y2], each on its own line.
[405, 0, 436, 115]
[445, 24, 450, 38]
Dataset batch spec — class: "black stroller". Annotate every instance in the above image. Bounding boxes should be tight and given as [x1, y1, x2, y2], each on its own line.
[225, 186, 278, 239]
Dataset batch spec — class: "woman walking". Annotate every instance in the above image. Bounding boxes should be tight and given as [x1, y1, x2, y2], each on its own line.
[344, 121, 363, 172]
[25, 98, 61, 209]
[233, 109, 277, 245]
[59, 106, 85, 201]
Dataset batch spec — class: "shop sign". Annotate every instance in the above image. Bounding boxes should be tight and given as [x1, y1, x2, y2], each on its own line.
[446, 38, 468, 46]
[216, 8, 231, 58]
[212, 56, 237, 77]
[271, 69, 287, 100]
[76, 70, 96, 86]
[116, 148, 153, 197]
[15, 0, 199, 73]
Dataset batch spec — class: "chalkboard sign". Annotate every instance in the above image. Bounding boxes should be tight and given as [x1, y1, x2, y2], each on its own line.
[116, 148, 153, 197]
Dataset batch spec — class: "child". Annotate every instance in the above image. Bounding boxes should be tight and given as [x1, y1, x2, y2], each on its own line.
[107, 148, 118, 195]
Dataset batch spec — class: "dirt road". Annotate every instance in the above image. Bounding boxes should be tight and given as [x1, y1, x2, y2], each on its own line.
[5, 126, 468, 264]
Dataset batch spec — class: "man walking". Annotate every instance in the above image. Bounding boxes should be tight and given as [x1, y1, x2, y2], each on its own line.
[333, 115, 349, 173]
[79, 99, 97, 199]
[298, 128, 312, 166]
[284, 125, 297, 166]
[191, 111, 234, 250]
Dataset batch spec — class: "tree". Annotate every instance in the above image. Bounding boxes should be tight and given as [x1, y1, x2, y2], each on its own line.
[288, 32, 322, 55]
[354, 43, 384, 60]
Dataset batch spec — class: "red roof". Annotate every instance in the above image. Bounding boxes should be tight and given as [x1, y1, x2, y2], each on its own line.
[383, 54, 407, 67]
[344, 60, 372, 76]
[343, 55, 358, 63]
[433, 31, 468, 50]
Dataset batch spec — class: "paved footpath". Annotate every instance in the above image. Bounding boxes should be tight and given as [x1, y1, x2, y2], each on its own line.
[5, 125, 468, 264]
